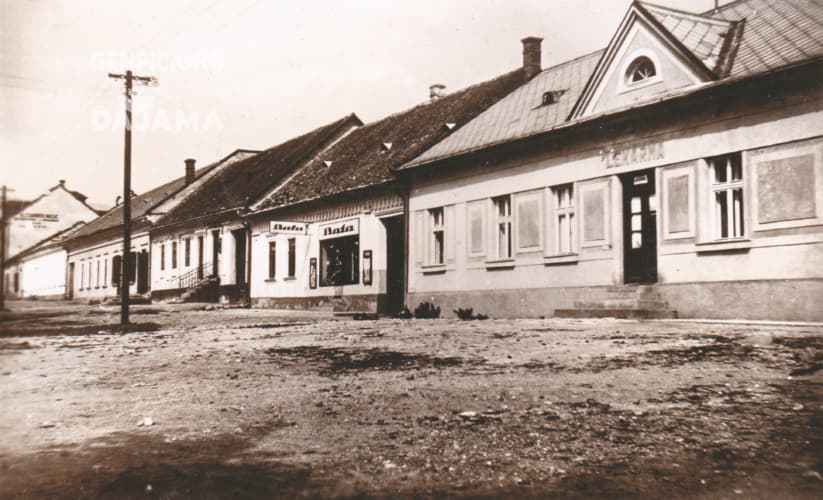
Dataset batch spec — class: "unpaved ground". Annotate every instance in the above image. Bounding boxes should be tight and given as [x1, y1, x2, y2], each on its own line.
[0, 301, 821, 499]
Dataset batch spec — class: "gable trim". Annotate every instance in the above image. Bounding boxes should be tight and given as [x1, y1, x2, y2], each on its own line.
[569, 1, 716, 121]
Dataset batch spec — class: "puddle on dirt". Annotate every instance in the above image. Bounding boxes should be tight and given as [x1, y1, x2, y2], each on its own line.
[265, 346, 476, 375]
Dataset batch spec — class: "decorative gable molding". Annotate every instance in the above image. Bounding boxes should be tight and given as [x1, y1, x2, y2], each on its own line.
[568, 1, 732, 121]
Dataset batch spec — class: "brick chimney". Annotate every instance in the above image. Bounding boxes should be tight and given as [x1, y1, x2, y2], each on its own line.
[185, 158, 196, 185]
[521, 37, 543, 78]
[429, 83, 446, 101]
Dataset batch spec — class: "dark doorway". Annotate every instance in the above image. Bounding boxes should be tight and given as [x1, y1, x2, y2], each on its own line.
[66, 263, 74, 299]
[197, 235, 204, 280]
[381, 215, 405, 314]
[137, 250, 149, 294]
[212, 230, 221, 278]
[622, 169, 657, 284]
[232, 228, 247, 287]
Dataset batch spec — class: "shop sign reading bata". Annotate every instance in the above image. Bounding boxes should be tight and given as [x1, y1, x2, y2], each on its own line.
[319, 218, 359, 239]
[269, 221, 307, 234]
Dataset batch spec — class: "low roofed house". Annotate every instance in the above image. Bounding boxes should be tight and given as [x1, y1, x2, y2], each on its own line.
[3, 181, 100, 299]
[148, 114, 362, 303]
[244, 39, 537, 314]
[62, 149, 257, 302]
[396, 0, 823, 320]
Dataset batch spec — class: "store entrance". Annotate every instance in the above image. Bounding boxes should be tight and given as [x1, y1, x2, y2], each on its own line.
[621, 169, 657, 284]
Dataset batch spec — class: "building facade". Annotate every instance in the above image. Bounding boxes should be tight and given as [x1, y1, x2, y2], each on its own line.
[398, 0, 823, 321]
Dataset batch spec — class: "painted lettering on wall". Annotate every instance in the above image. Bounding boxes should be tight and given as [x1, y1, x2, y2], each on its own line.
[14, 213, 60, 229]
[269, 221, 307, 234]
[600, 140, 664, 168]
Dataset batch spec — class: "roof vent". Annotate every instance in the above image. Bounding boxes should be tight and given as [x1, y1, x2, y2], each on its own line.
[429, 83, 446, 101]
[541, 89, 567, 106]
[444, 122, 456, 131]
[381, 142, 393, 152]
[323, 160, 333, 167]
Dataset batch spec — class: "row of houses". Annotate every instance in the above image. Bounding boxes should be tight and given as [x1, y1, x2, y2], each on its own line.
[6, 0, 823, 321]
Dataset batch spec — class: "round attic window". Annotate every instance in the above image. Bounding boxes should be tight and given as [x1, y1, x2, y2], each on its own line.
[626, 56, 656, 84]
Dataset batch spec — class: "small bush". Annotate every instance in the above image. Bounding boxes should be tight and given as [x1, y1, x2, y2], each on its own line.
[396, 306, 413, 319]
[454, 307, 489, 320]
[454, 308, 474, 320]
[414, 302, 441, 319]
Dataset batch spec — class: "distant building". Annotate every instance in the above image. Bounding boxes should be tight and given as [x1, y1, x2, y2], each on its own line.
[62, 150, 256, 302]
[3, 181, 100, 299]
[396, 0, 823, 321]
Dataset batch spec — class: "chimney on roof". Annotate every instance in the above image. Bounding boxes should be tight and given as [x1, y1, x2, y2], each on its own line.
[59, 179, 65, 187]
[521, 36, 543, 78]
[184, 158, 196, 185]
[429, 83, 446, 101]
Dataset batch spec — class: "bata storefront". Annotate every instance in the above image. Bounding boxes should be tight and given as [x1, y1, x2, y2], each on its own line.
[249, 197, 405, 313]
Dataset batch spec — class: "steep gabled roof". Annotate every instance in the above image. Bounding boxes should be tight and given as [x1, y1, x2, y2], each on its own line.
[255, 68, 531, 211]
[401, 0, 823, 171]
[157, 114, 362, 226]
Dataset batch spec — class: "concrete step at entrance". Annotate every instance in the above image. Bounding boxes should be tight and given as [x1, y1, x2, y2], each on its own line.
[555, 308, 678, 319]
[574, 299, 669, 310]
[555, 284, 677, 319]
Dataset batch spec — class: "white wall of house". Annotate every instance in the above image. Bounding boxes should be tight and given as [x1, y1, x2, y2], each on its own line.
[14, 247, 68, 298]
[66, 232, 150, 301]
[248, 193, 401, 311]
[407, 87, 823, 320]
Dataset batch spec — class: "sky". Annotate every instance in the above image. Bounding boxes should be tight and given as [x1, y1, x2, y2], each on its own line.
[1, 0, 720, 209]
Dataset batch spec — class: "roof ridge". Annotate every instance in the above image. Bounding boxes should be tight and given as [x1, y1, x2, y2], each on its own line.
[641, 1, 733, 24]
[355, 67, 526, 128]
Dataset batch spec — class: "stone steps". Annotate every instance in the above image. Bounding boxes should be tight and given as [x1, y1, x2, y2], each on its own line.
[555, 285, 677, 319]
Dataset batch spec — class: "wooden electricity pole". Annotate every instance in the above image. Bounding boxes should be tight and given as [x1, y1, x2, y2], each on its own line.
[108, 70, 156, 325]
[0, 185, 9, 310]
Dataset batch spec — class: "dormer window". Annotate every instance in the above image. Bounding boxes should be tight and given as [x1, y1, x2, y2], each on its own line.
[626, 56, 656, 84]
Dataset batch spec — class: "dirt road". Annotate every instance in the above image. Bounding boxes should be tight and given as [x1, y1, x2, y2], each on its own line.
[1, 301, 820, 498]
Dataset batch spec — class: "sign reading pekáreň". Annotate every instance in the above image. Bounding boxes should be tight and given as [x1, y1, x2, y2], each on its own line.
[269, 221, 308, 234]
[319, 218, 359, 239]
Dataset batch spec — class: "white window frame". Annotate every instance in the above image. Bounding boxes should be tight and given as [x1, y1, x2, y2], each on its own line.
[492, 195, 513, 260]
[428, 207, 445, 265]
[709, 154, 745, 240]
[552, 184, 576, 254]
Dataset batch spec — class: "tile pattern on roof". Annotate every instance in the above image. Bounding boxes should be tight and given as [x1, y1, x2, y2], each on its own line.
[403, 0, 823, 169]
[159, 114, 361, 226]
[65, 161, 223, 242]
[644, 3, 735, 72]
[256, 68, 530, 211]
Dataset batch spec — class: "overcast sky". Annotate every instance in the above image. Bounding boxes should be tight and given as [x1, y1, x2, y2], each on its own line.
[2, 0, 719, 208]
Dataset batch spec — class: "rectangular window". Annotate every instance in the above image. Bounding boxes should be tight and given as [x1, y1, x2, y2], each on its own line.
[103, 256, 108, 287]
[493, 195, 512, 259]
[516, 192, 542, 250]
[112, 255, 121, 287]
[268, 241, 276, 279]
[553, 184, 575, 253]
[79, 261, 85, 290]
[287, 238, 296, 277]
[96, 259, 100, 287]
[160, 244, 165, 271]
[320, 235, 359, 286]
[184, 238, 191, 267]
[467, 202, 485, 256]
[710, 154, 744, 239]
[172, 241, 178, 269]
[429, 207, 445, 264]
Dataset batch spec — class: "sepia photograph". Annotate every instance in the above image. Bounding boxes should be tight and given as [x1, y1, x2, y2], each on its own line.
[1, 0, 821, 497]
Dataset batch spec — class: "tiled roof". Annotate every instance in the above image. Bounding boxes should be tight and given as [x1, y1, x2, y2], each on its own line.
[7, 221, 86, 262]
[403, 0, 823, 169]
[64, 161, 223, 243]
[403, 53, 601, 169]
[158, 114, 361, 226]
[644, 3, 736, 72]
[256, 68, 531, 210]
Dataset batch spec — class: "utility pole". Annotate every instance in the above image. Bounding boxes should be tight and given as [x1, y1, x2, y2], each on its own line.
[0, 185, 9, 310]
[108, 70, 156, 325]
